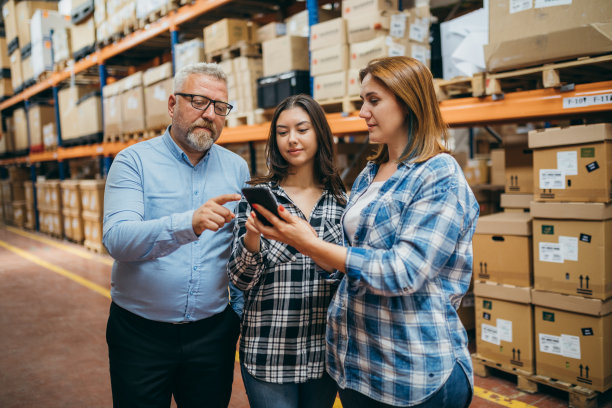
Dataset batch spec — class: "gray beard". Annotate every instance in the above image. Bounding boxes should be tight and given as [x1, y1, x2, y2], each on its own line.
[186, 130, 214, 152]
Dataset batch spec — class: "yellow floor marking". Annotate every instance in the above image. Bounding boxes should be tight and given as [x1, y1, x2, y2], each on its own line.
[333, 398, 342, 408]
[4, 226, 114, 266]
[0, 239, 111, 299]
[474, 386, 538, 408]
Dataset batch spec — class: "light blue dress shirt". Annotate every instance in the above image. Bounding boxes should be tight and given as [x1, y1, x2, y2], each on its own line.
[103, 127, 250, 323]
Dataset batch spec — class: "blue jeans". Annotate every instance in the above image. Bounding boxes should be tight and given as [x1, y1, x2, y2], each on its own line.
[338, 362, 472, 408]
[240, 364, 338, 408]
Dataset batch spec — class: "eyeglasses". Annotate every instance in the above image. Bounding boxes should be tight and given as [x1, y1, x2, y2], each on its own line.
[175, 92, 233, 116]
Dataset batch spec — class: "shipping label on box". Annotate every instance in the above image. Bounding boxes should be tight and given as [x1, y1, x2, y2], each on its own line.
[476, 296, 534, 374]
[310, 44, 349, 76]
[262, 36, 309, 77]
[342, 0, 399, 18]
[310, 18, 347, 51]
[530, 124, 612, 203]
[535, 306, 612, 392]
[346, 12, 390, 43]
[313, 71, 347, 101]
[533, 218, 612, 300]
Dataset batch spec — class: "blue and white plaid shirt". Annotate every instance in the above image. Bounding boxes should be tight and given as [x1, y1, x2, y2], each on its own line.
[327, 153, 479, 406]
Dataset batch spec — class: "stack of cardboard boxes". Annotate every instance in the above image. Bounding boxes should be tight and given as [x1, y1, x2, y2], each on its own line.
[0, 31, 13, 100]
[61, 180, 84, 243]
[23, 180, 35, 229]
[79, 179, 106, 253]
[472, 122, 612, 394]
[528, 123, 612, 393]
[36, 179, 64, 238]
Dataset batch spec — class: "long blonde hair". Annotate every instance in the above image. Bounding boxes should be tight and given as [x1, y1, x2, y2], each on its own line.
[359, 57, 449, 164]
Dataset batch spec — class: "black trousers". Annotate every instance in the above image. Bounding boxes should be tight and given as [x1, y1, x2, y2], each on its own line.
[106, 302, 240, 408]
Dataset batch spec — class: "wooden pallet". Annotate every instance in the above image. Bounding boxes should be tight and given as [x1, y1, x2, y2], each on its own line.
[137, 2, 177, 29]
[434, 73, 486, 100]
[84, 240, 107, 254]
[104, 133, 123, 143]
[225, 110, 269, 128]
[472, 353, 600, 408]
[484, 53, 612, 96]
[206, 42, 262, 63]
[317, 96, 363, 114]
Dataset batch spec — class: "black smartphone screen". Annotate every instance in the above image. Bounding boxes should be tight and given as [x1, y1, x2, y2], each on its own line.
[241, 187, 281, 226]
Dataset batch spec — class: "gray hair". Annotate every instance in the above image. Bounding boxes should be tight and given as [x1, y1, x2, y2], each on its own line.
[173, 62, 227, 92]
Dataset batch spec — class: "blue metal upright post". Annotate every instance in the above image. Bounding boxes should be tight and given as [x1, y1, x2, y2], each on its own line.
[306, 0, 319, 96]
[24, 100, 32, 152]
[53, 85, 67, 180]
[171, 29, 179, 75]
[99, 63, 109, 178]
[30, 164, 39, 231]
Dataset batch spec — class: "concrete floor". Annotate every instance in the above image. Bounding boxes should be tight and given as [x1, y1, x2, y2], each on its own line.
[0, 225, 610, 408]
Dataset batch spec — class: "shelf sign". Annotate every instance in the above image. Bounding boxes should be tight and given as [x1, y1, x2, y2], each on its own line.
[563, 93, 612, 109]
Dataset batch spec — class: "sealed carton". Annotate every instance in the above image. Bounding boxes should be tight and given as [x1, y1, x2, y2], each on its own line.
[533, 291, 612, 392]
[15, 1, 58, 49]
[103, 80, 123, 137]
[285, 8, 338, 37]
[262, 36, 309, 77]
[504, 134, 533, 194]
[500, 193, 532, 211]
[77, 92, 103, 139]
[485, 0, 612, 71]
[13, 108, 28, 152]
[350, 36, 430, 69]
[347, 68, 360, 96]
[473, 212, 532, 287]
[143, 62, 173, 131]
[313, 71, 347, 101]
[59, 84, 98, 141]
[532, 202, 612, 300]
[530, 124, 612, 203]
[9, 49, 23, 92]
[27, 104, 55, 153]
[174, 39, 205, 73]
[120, 72, 146, 134]
[203, 19, 253, 54]
[256, 22, 286, 43]
[2, 0, 19, 51]
[60, 180, 81, 212]
[310, 44, 349, 76]
[475, 283, 534, 374]
[342, 0, 399, 18]
[79, 179, 105, 215]
[70, 16, 96, 58]
[310, 18, 347, 51]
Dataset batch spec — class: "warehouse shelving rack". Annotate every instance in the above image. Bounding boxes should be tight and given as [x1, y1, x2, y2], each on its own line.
[1, 0, 612, 230]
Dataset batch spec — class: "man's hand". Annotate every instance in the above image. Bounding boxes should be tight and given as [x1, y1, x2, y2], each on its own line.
[192, 194, 241, 236]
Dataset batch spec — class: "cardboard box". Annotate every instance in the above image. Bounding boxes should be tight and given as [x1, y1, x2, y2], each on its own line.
[349, 36, 430, 69]
[310, 18, 347, 51]
[79, 179, 105, 215]
[490, 148, 505, 186]
[2, 0, 19, 50]
[60, 180, 81, 211]
[12, 200, 25, 227]
[262, 36, 309, 77]
[530, 201, 612, 221]
[342, 0, 399, 18]
[21, 51, 33, 84]
[174, 39, 205, 73]
[0, 37, 11, 70]
[500, 193, 532, 210]
[13, 108, 28, 151]
[120, 72, 146, 133]
[473, 212, 532, 287]
[16, 1, 58, 49]
[462, 157, 489, 185]
[285, 8, 338, 38]
[533, 295, 612, 392]
[313, 71, 347, 101]
[58, 84, 99, 140]
[256, 22, 286, 43]
[77, 92, 103, 138]
[83, 210, 103, 246]
[532, 204, 612, 300]
[103, 81, 123, 136]
[347, 68, 360, 96]
[62, 207, 84, 243]
[310, 44, 349, 76]
[70, 15, 96, 57]
[30, 9, 70, 45]
[530, 124, 612, 203]
[346, 12, 389, 44]
[52, 27, 71, 64]
[9, 50, 23, 92]
[457, 290, 475, 331]
[144, 78, 172, 131]
[232, 56, 263, 73]
[475, 292, 534, 374]
[504, 139, 533, 194]
[27, 104, 55, 152]
[485, 0, 612, 72]
[203, 19, 253, 54]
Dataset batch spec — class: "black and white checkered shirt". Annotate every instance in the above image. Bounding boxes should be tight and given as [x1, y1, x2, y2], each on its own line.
[228, 182, 346, 384]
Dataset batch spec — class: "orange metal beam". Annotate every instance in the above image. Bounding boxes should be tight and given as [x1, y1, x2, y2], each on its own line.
[440, 80, 612, 126]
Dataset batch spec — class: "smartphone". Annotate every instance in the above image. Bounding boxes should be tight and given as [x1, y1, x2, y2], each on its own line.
[241, 186, 281, 226]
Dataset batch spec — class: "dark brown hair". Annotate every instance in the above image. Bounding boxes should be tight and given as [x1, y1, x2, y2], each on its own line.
[359, 56, 450, 164]
[249, 94, 346, 204]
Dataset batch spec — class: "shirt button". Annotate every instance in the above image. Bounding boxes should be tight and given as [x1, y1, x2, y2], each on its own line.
[194, 191, 198, 195]
[291, 255, 297, 261]
[189, 290, 194, 295]
[193, 266, 197, 271]
[186, 313, 191, 319]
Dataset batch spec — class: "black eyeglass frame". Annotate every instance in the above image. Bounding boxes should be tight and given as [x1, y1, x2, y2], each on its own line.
[175, 92, 233, 116]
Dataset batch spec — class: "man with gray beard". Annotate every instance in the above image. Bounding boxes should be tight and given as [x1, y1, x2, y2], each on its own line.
[103, 63, 250, 408]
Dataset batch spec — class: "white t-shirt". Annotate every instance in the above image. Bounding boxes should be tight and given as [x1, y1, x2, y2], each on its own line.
[343, 181, 384, 245]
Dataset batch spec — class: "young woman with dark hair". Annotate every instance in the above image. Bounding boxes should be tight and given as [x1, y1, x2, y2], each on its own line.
[227, 94, 346, 408]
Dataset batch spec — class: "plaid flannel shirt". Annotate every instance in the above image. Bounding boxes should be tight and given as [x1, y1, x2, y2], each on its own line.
[228, 182, 346, 383]
[327, 153, 479, 406]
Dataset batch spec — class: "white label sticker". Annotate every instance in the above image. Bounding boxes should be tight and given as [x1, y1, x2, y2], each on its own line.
[539, 333, 562, 355]
[497, 319, 513, 343]
[539, 169, 565, 189]
[559, 236, 578, 262]
[411, 44, 428, 64]
[2, 7, 8, 18]
[561, 334, 581, 359]
[510, 0, 532, 13]
[539, 242, 564, 263]
[388, 42, 406, 57]
[409, 23, 428, 43]
[557, 151, 578, 176]
[154, 85, 167, 101]
[563, 93, 612, 109]
[127, 96, 139, 110]
[535, 0, 572, 8]
[482, 323, 500, 345]
[390, 14, 407, 38]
